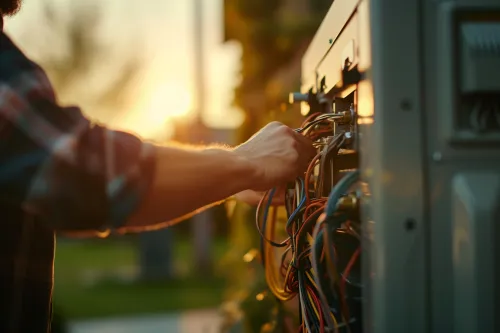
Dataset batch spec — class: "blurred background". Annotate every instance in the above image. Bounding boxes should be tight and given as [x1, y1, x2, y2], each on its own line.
[4, 0, 331, 332]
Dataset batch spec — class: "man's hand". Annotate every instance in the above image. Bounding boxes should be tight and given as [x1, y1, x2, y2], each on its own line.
[127, 121, 315, 229]
[234, 122, 316, 192]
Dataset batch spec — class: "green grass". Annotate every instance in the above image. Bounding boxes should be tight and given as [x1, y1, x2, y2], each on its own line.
[53, 236, 228, 319]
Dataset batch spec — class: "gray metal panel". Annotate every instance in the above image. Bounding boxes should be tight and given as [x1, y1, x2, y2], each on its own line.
[300, 72, 317, 93]
[423, 1, 500, 332]
[299, 1, 500, 332]
[452, 172, 500, 333]
[300, 73, 317, 115]
[357, 1, 375, 331]
[316, 13, 359, 94]
[460, 22, 500, 93]
[435, 2, 500, 145]
[362, 0, 428, 332]
[301, 0, 360, 91]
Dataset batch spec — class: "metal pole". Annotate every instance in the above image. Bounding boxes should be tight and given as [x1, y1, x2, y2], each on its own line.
[192, 0, 213, 274]
[194, 0, 205, 121]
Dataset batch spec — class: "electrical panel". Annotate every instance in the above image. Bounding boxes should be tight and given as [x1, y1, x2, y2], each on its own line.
[278, 0, 500, 332]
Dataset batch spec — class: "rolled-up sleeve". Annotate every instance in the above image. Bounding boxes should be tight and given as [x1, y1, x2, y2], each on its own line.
[0, 62, 156, 232]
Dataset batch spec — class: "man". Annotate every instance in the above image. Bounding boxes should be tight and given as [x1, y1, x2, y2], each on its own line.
[0, 1, 315, 332]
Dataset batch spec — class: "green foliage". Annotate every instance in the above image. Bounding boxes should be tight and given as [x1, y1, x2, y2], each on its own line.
[233, 0, 282, 20]
[239, 279, 284, 333]
[219, 202, 286, 333]
[225, 0, 331, 139]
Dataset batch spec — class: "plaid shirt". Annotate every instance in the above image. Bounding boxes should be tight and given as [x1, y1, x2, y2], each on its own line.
[0, 25, 156, 333]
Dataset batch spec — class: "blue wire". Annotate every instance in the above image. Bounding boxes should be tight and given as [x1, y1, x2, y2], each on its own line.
[260, 179, 306, 267]
[262, 188, 276, 229]
[286, 178, 306, 231]
[325, 170, 359, 218]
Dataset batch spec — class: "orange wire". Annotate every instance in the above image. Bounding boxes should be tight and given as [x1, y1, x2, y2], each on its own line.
[304, 200, 326, 219]
[310, 129, 334, 140]
[304, 152, 321, 205]
[295, 204, 325, 250]
[301, 112, 321, 127]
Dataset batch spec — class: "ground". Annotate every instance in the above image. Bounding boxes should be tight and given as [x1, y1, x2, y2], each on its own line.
[69, 309, 222, 333]
[54, 235, 228, 319]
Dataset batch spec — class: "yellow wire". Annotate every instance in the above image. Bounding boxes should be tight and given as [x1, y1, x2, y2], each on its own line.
[284, 263, 294, 294]
[264, 206, 294, 301]
[306, 271, 340, 333]
[264, 180, 302, 301]
[261, 172, 346, 332]
[331, 313, 340, 333]
[306, 271, 319, 291]
[306, 289, 321, 321]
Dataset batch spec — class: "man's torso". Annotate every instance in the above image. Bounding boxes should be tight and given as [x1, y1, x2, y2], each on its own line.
[0, 204, 55, 333]
[0, 32, 55, 333]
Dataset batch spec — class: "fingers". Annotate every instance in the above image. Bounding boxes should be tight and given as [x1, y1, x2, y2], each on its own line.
[292, 130, 316, 177]
[247, 122, 318, 188]
[293, 130, 316, 158]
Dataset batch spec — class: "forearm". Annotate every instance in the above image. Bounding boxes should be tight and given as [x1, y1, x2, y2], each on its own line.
[123, 145, 256, 231]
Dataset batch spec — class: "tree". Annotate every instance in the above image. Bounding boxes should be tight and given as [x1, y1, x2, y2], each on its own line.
[224, 0, 331, 141]
[221, 1, 331, 332]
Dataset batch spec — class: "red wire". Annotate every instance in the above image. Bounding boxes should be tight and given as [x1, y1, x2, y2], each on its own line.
[307, 285, 325, 332]
[304, 201, 325, 219]
[340, 247, 361, 298]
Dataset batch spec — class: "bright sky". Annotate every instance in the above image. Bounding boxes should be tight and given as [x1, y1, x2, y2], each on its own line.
[4, 0, 244, 140]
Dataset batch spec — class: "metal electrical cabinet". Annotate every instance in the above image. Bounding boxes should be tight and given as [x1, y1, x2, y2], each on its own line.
[297, 0, 500, 332]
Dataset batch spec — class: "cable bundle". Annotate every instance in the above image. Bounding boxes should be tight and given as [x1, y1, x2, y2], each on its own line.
[256, 113, 362, 333]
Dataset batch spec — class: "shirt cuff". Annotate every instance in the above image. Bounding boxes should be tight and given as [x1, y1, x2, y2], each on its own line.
[106, 142, 157, 231]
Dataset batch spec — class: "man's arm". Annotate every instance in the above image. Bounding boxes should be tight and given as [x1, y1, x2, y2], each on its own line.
[0, 41, 315, 234]
[123, 120, 316, 232]
[124, 146, 256, 231]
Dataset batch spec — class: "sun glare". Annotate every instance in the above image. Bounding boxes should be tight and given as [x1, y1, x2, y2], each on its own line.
[145, 82, 193, 120]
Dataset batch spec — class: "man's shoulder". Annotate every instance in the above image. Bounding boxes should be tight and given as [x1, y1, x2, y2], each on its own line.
[0, 33, 41, 83]
[0, 32, 55, 103]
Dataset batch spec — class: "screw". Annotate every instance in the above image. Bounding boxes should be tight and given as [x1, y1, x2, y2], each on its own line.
[405, 218, 416, 231]
[432, 151, 442, 162]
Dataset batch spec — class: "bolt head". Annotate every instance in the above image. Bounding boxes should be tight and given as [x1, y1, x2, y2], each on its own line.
[432, 152, 442, 162]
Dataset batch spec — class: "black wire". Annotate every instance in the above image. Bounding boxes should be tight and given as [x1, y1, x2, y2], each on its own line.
[298, 271, 319, 332]
[317, 133, 345, 198]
